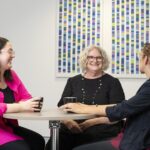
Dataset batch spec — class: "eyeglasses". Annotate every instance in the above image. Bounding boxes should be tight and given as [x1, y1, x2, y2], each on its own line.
[0, 49, 15, 55]
[87, 56, 103, 61]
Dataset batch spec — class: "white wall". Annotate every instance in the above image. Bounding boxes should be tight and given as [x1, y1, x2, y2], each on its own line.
[0, 0, 147, 137]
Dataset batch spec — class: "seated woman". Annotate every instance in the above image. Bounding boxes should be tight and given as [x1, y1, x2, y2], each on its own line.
[0, 37, 45, 150]
[61, 43, 150, 150]
[46, 45, 125, 150]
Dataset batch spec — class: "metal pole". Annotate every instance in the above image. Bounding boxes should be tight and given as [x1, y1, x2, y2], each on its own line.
[49, 121, 60, 150]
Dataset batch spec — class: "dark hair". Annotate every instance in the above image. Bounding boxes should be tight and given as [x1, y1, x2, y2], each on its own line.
[142, 43, 150, 57]
[0, 37, 13, 81]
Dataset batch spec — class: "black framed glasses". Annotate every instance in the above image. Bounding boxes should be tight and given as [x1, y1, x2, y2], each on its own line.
[87, 56, 103, 61]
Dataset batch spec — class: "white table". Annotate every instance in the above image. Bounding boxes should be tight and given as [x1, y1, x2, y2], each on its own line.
[4, 109, 95, 150]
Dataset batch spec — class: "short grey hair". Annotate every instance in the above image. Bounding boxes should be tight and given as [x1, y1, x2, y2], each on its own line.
[79, 45, 110, 72]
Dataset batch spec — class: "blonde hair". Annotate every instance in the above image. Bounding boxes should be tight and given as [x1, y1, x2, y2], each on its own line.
[142, 43, 150, 57]
[79, 45, 110, 72]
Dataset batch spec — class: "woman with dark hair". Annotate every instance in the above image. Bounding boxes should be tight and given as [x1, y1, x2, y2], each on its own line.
[61, 43, 150, 150]
[0, 37, 45, 150]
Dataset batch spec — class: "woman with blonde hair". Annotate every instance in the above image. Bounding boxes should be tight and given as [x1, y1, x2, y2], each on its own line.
[46, 45, 125, 150]
[62, 43, 150, 150]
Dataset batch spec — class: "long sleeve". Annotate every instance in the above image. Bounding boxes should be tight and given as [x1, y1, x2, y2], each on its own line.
[108, 78, 125, 104]
[0, 103, 7, 116]
[17, 80, 32, 100]
[106, 80, 150, 122]
[10, 70, 32, 101]
[57, 78, 72, 107]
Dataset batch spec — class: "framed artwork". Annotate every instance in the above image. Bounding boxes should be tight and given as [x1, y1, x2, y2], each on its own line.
[111, 0, 150, 78]
[56, 0, 150, 78]
[56, 0, 103, 77]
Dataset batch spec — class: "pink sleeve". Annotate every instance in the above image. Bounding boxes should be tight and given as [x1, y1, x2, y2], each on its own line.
[11, 70, 32, 101]
[18, 81, 32, 101]
[0, 103, 7, 116]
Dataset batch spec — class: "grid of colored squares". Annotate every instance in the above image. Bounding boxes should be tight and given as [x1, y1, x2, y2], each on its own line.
[57, 0, 101, 76]
[112, 0, 150, 76]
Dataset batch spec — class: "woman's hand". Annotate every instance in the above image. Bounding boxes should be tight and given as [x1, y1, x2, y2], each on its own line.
[62, 119, 82, 134]
[19, 97, 41, 112]
[79, 118, 100, 130]
[60, 103, 93, 114]
[79, 117, 117, 130]
[6, 97, 41, 113]
[60, 103, 114, 116]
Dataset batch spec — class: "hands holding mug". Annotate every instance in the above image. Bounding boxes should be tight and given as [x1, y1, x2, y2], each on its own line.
[19, 97, 44, 112]
[63, 97, 78, 113]
[33, 97, 43, 112]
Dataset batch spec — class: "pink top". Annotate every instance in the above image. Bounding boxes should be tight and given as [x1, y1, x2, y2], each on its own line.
[110, 130, 150, 150]
[110, 131, 123, 149]
[0, 70, 32, 145]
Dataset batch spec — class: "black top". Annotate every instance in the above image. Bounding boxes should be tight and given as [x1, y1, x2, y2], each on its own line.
[0, 87, 15, 126]
[106, 79, 150, 150]
[58, 74, 125, 106]
[58, 74, 125, 141]
[0, 87, 15, 104]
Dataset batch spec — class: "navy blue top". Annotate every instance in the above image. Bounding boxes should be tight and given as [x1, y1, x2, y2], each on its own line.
[106, 79, 150, 150]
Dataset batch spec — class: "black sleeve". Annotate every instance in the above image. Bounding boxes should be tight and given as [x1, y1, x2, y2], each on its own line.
[57, 78, 72, 107]
[108, 78, 125, 104]
[106, 82, 150, 122]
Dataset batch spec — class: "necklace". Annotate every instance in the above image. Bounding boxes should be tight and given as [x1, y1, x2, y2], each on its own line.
[81, 76, 103, 105]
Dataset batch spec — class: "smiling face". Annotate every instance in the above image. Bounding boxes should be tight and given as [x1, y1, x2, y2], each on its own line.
[86, 48, 103, 73]
[0, 42, 15, 71]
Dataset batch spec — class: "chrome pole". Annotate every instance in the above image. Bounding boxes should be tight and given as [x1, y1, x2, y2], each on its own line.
[49, 121, 60, 150]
